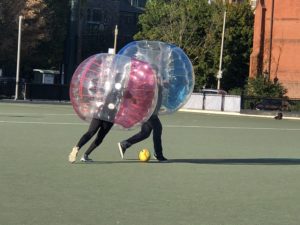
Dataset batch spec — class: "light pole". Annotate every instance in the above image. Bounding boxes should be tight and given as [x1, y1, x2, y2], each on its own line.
[114, 25, 118, 54]
[268, 0, 275, 79]
[15, 15, 23, 100]
[217, 10, 226, 90]
[65, 0, 79, 84]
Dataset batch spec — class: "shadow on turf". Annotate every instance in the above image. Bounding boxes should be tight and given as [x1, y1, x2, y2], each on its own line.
[75, 159, 162, 164]
[1, 115, 40, 118]
[75, 158, 300, 165]
[168, 158, 300, 165]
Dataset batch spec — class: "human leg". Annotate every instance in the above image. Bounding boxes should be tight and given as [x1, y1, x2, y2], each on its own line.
[118, 121, 152, 158]
[82, 121, 114, 159]
[76, 118, 102, 148]
[68, 118, 101, 163]
[150, 116, 167, 161]
[151, 116, 163, 155]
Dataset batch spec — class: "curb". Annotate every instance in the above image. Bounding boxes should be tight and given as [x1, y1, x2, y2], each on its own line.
[179, 108, 300, 120]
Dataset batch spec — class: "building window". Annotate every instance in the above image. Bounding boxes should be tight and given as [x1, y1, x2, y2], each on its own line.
[85, 7, 113, 34]
[120, 13, 135, 25]
[86, 23, 105, 34]
[250, 0, 257, 9]
[87, 9, 91, 21]
[86, 8, 102, 24]
[129, 0, 147, 8]
[92, 9, 102, 22]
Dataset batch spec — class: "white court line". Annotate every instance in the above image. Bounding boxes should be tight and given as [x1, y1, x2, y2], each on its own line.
[0, 113, 75, 116]
[165, 125, 300, 131]
[0, 120, 299, 131]
[0, 120, 84, 125]
[180, 108, 300, 120]
[0, 102, 70, 108]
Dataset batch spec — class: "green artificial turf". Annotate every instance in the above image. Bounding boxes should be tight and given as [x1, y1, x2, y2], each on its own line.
[0, 102, 300, 225]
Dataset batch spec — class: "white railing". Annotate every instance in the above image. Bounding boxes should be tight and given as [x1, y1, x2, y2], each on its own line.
[183, 93, 241, 112]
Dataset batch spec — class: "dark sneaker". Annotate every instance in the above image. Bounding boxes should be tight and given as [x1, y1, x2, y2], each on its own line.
[154, 154, 168, 162]
[118, 142, 126, 159]
[80, 155, 93, 162]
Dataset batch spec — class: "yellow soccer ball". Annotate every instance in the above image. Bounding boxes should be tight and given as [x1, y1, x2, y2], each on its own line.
[138, 149, 151, 162]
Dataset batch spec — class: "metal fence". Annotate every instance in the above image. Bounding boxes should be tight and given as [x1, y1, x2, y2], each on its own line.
[0, 82, 69, 101]
[183, 93, 241, 112]
[241, 96, 300, 112]
[183, 93, 300, 113]
[24, 83, 69, 101]
[1, 82, 300, 113]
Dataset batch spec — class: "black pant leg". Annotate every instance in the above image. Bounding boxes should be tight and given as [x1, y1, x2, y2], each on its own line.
[150, 116, 163, 155]
[76, 118, 102, 148]
[125, 121, 152, 147]
[84, 121, 114, 156]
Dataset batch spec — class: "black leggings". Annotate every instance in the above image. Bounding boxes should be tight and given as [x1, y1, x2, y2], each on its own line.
[77, 118, 114, 156]
[124, 115, 163, 155]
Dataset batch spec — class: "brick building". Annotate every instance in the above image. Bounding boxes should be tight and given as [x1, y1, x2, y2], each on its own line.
[79, 0, 144, 60]
[250, 0, 300, 98]
[65, 0, 145, 83]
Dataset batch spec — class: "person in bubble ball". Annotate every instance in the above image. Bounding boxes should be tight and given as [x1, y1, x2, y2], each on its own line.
[118, 76, 168, 162]
[68, 76, 136, 163]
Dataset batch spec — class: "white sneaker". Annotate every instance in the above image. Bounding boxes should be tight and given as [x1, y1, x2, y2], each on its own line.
[80, 155, 93, 162]
[118, 142, 125, 159]
[68, 146, 79, 163]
